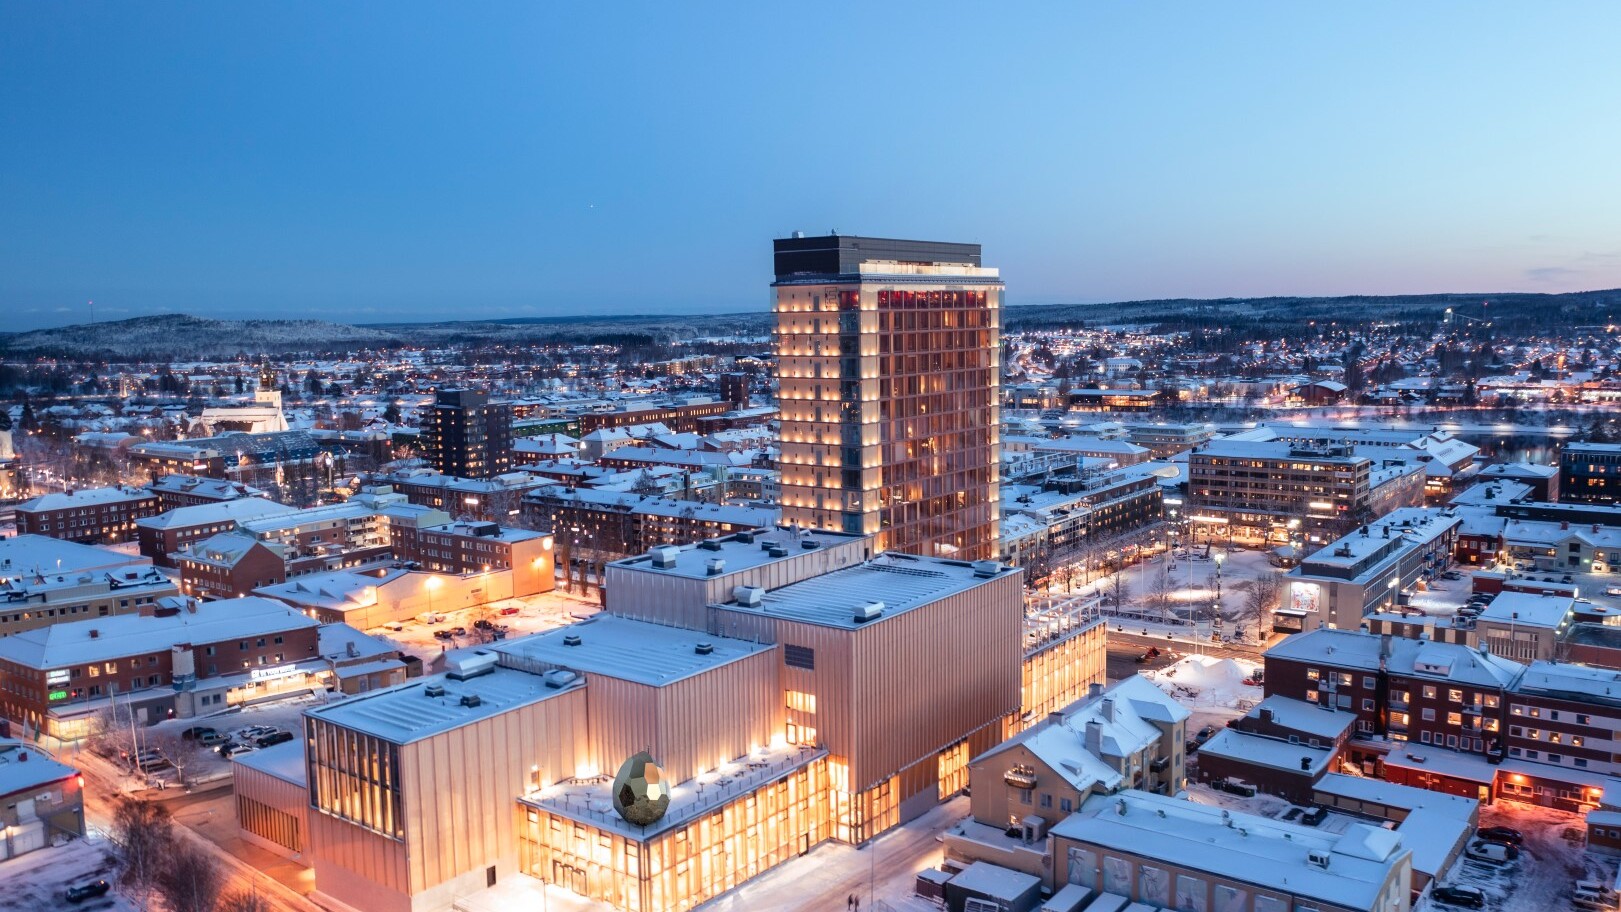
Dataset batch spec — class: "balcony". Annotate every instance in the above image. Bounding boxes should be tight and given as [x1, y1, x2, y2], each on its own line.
[1003, 766, 1037, 790]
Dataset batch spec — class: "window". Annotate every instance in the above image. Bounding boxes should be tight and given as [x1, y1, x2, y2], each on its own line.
[1362, 699, 1375, 711]
[1447, 712, 1462, 727]
[1423, 686, 1437, 699]
[1337, 673, 1353, 688]
[783, 645, 815, 670]
[1448, 689, 1463, 703]
[1362, 676, 1376, 690]
[1421, 732, 1432, 744]
[1422, 708, 1436, 721]
[1306, 668, 1320, 681]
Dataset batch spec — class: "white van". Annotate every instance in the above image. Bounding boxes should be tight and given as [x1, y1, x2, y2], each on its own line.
[1464, 840, 1513, 864]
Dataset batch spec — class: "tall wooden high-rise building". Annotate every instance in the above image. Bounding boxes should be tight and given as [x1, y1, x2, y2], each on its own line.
[773, 234, 1003, 560]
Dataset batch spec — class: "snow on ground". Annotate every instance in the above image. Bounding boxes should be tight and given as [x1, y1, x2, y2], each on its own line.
[1417, 801, 1614, 912]
[0, 839, 133, 912]
[1143, 654, 1264, 718]
[374, 587, 602, 662]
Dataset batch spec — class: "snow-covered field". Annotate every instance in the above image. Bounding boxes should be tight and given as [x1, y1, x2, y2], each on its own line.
[0, 839, 133, 912]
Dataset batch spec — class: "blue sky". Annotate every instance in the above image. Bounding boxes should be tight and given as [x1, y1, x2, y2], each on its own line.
[3, 2, 1619, 330]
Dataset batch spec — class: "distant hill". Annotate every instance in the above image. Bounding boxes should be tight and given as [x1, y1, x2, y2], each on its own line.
[0, 314, 401, 359]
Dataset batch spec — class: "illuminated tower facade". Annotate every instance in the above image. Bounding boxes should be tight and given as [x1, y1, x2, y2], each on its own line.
[774, 234, 1002, 559]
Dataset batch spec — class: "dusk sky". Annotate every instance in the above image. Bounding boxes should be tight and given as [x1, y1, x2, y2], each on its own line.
[3, 2, 1619, 331]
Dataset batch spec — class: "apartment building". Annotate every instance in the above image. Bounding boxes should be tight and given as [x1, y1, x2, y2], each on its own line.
[420, 388, 513, 479]
[1281, 508, 1460, 632]
[386, 519, 554, 598]
[366, 470, 546, 523]
[1561, 442, 1621, 504]
[0, 535, 176, 638]
[15, 486, 162, 544]
[175, 532, 288, 600]
[135, 497, 299, 567]
[521, 486, 779, 564]
[148, 474, 270, 509]
[1190, 440, 1377, 543]
[999, 469, 1165, 573]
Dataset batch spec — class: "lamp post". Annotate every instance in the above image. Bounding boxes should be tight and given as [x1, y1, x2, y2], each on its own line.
[1214, 552, 1224, 599]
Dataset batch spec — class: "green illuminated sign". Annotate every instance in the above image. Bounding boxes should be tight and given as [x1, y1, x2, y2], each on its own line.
[48, 690, 67, 702]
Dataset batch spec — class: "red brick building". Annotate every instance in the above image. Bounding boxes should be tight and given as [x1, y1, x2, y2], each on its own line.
[386, 520, 554, 598]
[136, 498, 298, 567]
[15, 487, 162, 544]
[0, 595, 320, 739]
[148, 474, 270, 509]
[176, 533, 288, 601]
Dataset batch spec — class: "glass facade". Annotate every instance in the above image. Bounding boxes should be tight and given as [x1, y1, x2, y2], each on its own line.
[518, 756, 829, 912]
[305, 718, 404, 840]
[778, 275, 1002, 560]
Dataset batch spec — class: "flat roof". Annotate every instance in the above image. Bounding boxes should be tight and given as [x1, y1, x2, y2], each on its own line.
[714, 552, 1018, 629]
[136, 498, 298, 530]
[17, 486, 155, 512]
[610, 526, 866, 580]
[1052, 790, 1406, 908]
[305, 665, 575, 744]
[0, 741, 78, 796]
[0, 596, 317, 670]
[1476, 591, 1573, 629]
[232, 738, 306, 786]
[494, 615, 772, 687]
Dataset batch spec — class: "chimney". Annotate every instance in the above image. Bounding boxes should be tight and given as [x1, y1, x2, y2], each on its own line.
[89, 629, 100, 639]
[1380, 633, 1393, 659]
[1259, 708, 1274, 724]
[1085, 720, 1103, 754]
[1561, 521, 1570, 531]
[1300, 756, 1313, 771]
[1100, 697, 1116, 722]
[1087, 682, 1104, 699]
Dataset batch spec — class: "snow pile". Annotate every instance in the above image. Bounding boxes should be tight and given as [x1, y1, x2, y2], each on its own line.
[1144, 654, 1263, 713]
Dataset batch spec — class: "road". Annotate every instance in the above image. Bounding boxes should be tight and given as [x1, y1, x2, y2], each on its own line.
[74, 747, 318, 912]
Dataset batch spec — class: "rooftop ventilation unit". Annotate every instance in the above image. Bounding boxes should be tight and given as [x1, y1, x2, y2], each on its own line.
[544, 669, 579, 689]
[563, 634, 583, 647]
[971, 560, 1002, 578]
[768, 546, 789, 558]
[734, 586, 764, 607]
[424, 683, 446, 698]
[802, 540, 820, 550]
[706, 559, 725, 576]
[459, 694, 483, 708]
[853, 601, 884, 624]
[734, 530, 756, 544]
[698, 540, 723, 552]
[695, 642, 715, 655]
[649, 545, 680, 569]
[1307, 850, 1331, 869]
[446, 650, 499, 681]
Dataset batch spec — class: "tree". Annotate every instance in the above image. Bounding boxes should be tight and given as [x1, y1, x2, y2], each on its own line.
[18, 400, 37, 432]
[157, 840, 225, 912]
[220, 890, 274, 912]
[113, 797, 174, 908]
[381, 401, 402, 424]
[150, 731, 203, 787]
[1106, 569, 1132, 613]
[1144, 565, 1176, 624]
[89, 702, 139, 765]
[0, 406, 10, 431]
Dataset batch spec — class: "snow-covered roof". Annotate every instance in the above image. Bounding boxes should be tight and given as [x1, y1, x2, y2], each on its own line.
[1475, 592, 1573, 630]
[609, 526, 861, 580]
[136, 498, 298, 531]
[949, 862, 1040, 900]
[1052, 790, 1408, 909]
[1266, 628, 1525, 688]
[0, 534, 152, 578]
[493, 614, 771, 687]
[231, 738, 306, 786]
[306, 664, 577, 744]
[1198, 728, 1333, 775]
[717, 552, 1019, 630]
[1514, 661, 1621, 707]
[0, 741, 78, 797]
[17, 485, 155, 512]
[1247, 695, 1357, 741]
[0, 596, 316, 670]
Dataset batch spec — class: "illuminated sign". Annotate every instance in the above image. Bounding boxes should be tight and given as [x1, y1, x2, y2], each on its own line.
[250, 664, 302, 683]
[48, 690, 68, 702]
[46, 669, 70, 685]
[1290, 581, 1322, 614]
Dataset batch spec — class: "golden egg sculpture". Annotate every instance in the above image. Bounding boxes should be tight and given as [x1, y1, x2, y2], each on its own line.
[612, 751, 670, 826]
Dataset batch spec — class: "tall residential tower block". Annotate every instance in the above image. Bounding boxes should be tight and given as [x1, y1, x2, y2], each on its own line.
[773, 234, 1003, 560]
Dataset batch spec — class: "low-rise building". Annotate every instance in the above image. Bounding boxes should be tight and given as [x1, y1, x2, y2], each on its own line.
[387, 519, 554, 598]
[135, 497, 299, 567]
[15, 486, 162, 544]
[148, 474, 270, 509]
[1050, 789, 1413, 912]
[1281, 508, 1460, 632]
[0, 740, 84, 859]
[175, 532, 288, 600]
[0, 535, 177, 638]
[0, 595, 321, 739]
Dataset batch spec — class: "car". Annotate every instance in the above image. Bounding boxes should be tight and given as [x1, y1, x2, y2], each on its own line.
[499, 606, 520, 616]
[474, 618, 495, 630]
[1431, 886, 1486, 909]
[197, 731, 228, 747]
[1562, 575, 1575, 584]
[1195, 724, 1217, 742]
[255, 730, 294, 748]
[220, 742, 258, 759]
[236, 725, 275, 739]
[1475, 825, 1522, 844]
[451, 626, 467, 636]
[181, 726, 217, 741]
[1464, 839, 1518, 863]
[433, 629, 455, 640]
[1607, 587, 1621, 597]
[65, 880, 111, 903]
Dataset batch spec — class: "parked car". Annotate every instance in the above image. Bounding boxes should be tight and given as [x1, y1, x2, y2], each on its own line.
[197, 731, 229, 747]
[65, 880, 111, 903]
[220, 742, 258, 759]
[1431, 885, 1486, 909]
[236, 725, 275, 740]
[1606, 587, 1621, 597]
[1464, 839, 1517, 863]
[1195, 725, 1218, 742]
[474, 618, 495, 630]
[255, 730, 295, 748]
[180, 726, 217, 741]
[451, 626, 467, 636]
[433, 629, 455, 640]
[499, 606, 521, 616]
[1475, 825, 1523, 844]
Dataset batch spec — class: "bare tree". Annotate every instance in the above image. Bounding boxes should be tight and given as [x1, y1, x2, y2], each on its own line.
[88, 702, 138, 763]
[149, 730, 203, 788]
[1106, 569, 1133, 614]
[1144, 566, 1176, 624]
[113, 797, 174, 910]
[220, 890, 274, 912]
[157, 840, 226, 912]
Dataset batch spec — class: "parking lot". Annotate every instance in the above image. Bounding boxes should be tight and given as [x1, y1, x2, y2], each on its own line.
[0, 839, 132, 912]
[1419, 802, 1612, 912]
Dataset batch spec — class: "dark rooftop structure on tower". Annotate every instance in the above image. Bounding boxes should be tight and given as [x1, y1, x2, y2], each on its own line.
[772, 234, 983, 281]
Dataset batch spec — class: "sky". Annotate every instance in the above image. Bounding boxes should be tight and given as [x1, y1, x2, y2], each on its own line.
[3, 3, 1620, 331]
